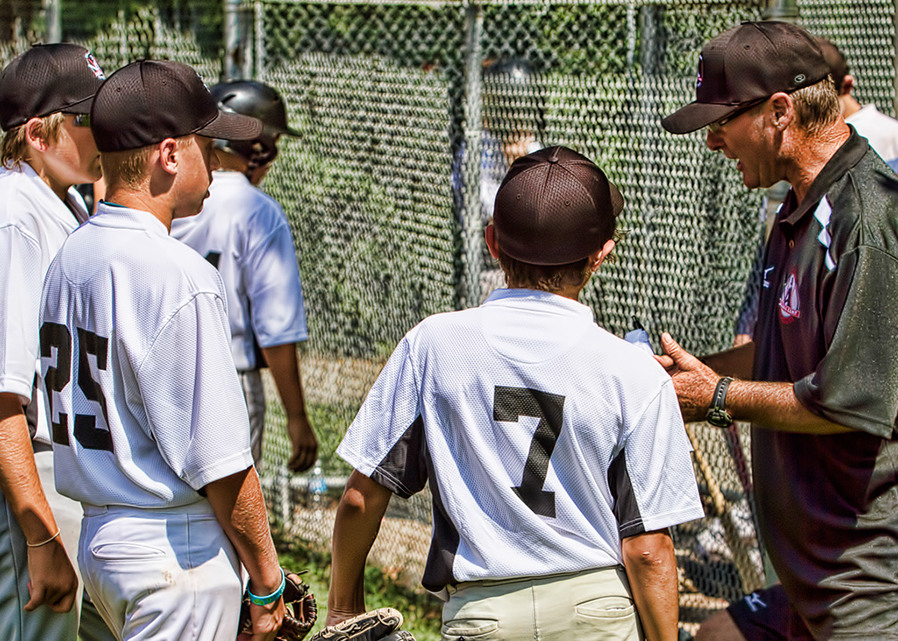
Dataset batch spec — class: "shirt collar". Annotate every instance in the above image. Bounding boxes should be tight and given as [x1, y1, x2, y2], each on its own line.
[212, 170, 251, 186]
[13, 162, 87, 226]
[483, 287, 594, 321]
[91, 201, 170, 237]
[780, 127, 870, 226]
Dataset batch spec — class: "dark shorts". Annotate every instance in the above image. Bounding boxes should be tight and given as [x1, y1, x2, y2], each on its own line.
[727, 585, 813, 641]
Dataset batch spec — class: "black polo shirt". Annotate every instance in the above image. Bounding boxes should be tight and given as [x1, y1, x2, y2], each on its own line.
[752, 129, 898, 638]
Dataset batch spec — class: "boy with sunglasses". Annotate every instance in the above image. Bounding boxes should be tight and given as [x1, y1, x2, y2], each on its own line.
[0, 43, 109, 640]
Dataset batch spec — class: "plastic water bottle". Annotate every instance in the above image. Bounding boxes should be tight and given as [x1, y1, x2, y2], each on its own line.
[624, 317, 654, 355]
[309, 460, 327, 518]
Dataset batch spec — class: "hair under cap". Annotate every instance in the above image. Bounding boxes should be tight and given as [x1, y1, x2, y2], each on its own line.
[662, 21, 830, 134]
[90, 59, 262, 152]
[493, 146, 623, 266]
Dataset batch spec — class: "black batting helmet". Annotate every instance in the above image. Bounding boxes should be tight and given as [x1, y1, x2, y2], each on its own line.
[210, 80, 299, 169]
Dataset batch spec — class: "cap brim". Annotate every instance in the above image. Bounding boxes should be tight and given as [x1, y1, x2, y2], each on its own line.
[661, 101, 738, 134]
[609, 181, 624, 217]
[279, 125, 301, 138]
[196, 110, 262, 141]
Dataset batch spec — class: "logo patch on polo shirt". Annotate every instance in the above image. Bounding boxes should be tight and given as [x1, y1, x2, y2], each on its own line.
[778, 269, 801, 323]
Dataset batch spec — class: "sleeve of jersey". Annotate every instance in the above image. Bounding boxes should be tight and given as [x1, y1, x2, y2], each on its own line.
[794, 246, 898, 437]
[0, 224, 42, 400]
[337, 337, 428, 498]
[136, 292, 254, 490]
[607, 379, 705, 538]
[244, 215, 308, 347]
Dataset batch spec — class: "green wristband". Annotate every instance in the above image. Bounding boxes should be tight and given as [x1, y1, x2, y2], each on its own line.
[247, 568, 286, 606]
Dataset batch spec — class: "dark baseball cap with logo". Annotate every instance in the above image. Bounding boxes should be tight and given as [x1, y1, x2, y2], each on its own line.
[493, 146, 624, 266]
[662, 21, 830, 134]
[91, 59, 262, 153]
[0, 43, 106, 131]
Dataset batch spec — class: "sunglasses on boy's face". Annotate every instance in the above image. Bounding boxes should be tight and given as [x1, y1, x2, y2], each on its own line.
[70, 113, 90, 127]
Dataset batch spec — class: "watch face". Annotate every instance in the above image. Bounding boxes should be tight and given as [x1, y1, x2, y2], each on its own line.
[707, 407, 733, 428]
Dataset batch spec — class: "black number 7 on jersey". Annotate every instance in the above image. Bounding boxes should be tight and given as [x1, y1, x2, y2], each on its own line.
[494, 386, 565, 518]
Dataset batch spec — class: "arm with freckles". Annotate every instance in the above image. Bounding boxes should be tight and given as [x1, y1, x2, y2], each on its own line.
[656, 333, 851, 435]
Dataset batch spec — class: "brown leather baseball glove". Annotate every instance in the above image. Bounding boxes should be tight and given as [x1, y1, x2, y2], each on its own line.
[308, 608, 407, 641]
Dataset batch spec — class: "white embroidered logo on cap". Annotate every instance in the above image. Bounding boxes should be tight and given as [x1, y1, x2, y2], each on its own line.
[85, 52, 105, 80]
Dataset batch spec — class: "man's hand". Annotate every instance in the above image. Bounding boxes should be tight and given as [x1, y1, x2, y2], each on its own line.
[287, 415, 318, 474]
[733, 333, 752, 347]
[655, 333, 719, 423]
[24, 539, 78, 613]
[236, 597, 286, 641]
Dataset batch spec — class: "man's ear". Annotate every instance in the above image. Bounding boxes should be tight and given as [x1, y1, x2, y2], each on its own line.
[157, 138, 179, 176]
[23, 118, 50, 153]
[485, 223, 500, 259]
[840, 74, 855, 97]
[769, 92, 794, 131]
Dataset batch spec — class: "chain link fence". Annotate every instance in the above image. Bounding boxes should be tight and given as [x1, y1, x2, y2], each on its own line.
[3, 0, 896, 631]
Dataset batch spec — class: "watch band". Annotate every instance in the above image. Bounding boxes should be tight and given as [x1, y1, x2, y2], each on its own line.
[706, 376, 734, 428]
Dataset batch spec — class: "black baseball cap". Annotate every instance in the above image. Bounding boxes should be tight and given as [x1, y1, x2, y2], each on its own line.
[662, 21, 830, 134]
[0, 43, 106, 131]
[493, 146, 624, 266]
[91, 60, 262, 153]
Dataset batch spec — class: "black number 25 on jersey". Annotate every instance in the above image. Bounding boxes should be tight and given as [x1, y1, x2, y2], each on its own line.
[40, 322, 114, 452]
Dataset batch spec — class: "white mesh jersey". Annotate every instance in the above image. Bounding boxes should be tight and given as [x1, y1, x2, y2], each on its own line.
[170, 171, 307, 371]
[0, 163, 88, 443]
[847, 104, 898, 164]
[339, 288, 704, 596]
[39, 203, 254, 508]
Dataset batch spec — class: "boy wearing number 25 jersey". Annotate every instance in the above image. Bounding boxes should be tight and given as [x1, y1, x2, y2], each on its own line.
[38, 61, 286, 641]
[327, 146, 704, 641]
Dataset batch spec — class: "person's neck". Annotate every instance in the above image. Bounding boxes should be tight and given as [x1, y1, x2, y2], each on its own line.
[841, 95, 862, 120]
[217, 152, 248, 173]
[508, 283, 584, 302]
[782, 120, 852, 205]
[103, 187, 174, 231]
[25, 156, 71, 202]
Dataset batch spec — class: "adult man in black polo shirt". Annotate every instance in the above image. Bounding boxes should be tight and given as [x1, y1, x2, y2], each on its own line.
[660, 21, 898, 639]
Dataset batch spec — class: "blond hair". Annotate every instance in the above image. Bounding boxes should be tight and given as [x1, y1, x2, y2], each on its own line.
[1, 113, 65, 169]
[101, 137, 193, 190]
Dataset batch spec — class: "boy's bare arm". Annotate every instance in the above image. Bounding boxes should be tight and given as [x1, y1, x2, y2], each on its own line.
[327, 470, 392, 626]
[621, 529, 679, 641]
[205, 466, 285, 641]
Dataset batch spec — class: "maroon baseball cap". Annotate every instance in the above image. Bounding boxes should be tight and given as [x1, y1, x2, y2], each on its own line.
[662, 21, 830, 134]
[0, 43, 106, 131]
[493, 146, 624, 266]
[91, 59, 262, 152]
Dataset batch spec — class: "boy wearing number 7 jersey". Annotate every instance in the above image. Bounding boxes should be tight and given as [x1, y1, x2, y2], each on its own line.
[327, 146, 704, 641]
